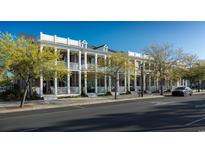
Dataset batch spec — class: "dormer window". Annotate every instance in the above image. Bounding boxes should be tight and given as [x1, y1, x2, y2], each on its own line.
[104, 45, 108, 52]
[81, 40, 87, 48]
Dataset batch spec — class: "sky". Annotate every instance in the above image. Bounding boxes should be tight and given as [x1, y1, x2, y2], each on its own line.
[0, 21, 205, 59]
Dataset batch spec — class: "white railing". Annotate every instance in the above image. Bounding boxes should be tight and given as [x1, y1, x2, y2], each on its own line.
[58, 87, 68, 94]
[70, 87, 79, 94]
[81, 64, 86, 70]
[41, 33, 80, 47]
[56, 36, 67, 44]
[87, 64, 95, 70]
[97, 87, 105, 93]
[41, 33, 54, 42]
[150, 86, 157, 92]
[97, 66, 105, 72]
[68, 39, 80, 46]
[70, 62, 79, 70]
[118, 86, 125, 92]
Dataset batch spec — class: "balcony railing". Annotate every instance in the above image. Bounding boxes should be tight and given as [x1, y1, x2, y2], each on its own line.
[87, 64, 95, 70]
[58, 87, 68, 94]
[97, 87, 105, 93]
[70, 87, 79, 94]
[97, 66, 105, 72]
[118, 86, 125, 92]
[41, 33, 80, 47]
[70, 62, 79, 70]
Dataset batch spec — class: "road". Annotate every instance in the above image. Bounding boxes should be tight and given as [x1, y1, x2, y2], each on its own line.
[1, 94, 205, 132]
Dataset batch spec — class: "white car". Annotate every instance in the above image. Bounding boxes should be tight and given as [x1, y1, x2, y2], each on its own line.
[172, 86, 193, 96]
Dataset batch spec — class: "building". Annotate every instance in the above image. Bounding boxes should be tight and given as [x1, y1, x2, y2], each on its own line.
[33, 32, 187, 98]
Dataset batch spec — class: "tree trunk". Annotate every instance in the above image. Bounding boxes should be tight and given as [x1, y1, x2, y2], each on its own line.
[190, 80, 192, 89]
[20, 80, 29, 108]
[114, 79, 117, 99]
[198, 80, 200, 92]
[28, 79, 32, 99]
[160, 79, 164, 95]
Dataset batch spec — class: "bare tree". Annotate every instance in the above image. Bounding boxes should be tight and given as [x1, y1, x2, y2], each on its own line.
[144, 43, 183, 95]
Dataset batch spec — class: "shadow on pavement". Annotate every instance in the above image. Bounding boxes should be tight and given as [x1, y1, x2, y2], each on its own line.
[6, 97, 205, 132]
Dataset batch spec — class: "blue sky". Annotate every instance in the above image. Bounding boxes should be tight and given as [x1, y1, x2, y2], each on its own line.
[1, 21, 205, 59]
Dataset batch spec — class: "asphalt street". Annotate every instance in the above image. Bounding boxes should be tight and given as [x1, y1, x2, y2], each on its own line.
[1, 94, 205, 132]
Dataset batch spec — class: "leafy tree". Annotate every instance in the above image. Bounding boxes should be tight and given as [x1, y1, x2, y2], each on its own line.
[171, 54, 205, 91]
[144, 43, 183, 95]
[0, 32, 70, 107]
[97, 53, 135, 99]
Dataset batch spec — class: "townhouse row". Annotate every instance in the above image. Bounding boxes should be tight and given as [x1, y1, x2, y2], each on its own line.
[30, 32, 187, 97]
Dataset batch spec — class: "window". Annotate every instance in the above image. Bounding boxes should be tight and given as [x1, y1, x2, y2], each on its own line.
[81, 40, 87, 48]
[104, 45, 108, 52]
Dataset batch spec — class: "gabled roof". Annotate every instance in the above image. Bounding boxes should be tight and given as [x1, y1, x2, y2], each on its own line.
[92, 44, 107, 50]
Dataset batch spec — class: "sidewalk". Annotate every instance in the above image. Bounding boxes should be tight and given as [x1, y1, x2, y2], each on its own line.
[0, 91, 204, 114]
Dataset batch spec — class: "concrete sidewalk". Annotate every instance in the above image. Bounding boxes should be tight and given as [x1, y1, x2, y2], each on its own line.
[0, 92, 204, 114]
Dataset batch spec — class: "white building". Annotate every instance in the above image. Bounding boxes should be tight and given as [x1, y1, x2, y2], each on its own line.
[33, 32, 186, 98]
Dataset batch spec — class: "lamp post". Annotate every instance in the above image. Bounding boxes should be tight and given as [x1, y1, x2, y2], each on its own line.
[140, 61, 144, 97]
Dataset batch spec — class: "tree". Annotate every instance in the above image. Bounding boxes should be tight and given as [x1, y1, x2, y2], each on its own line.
[144, 43, 183, 95]
[97, 53, 135, 99]
[171, 54, 205, 91]
[182, 66, 205, 91]
[0, 32, 70, 107]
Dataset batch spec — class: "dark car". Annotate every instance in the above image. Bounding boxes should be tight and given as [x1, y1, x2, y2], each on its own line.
[172, 86, 193, 96]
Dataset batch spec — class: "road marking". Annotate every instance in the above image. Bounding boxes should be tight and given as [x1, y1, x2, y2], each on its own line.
[185, 117, 205, 126]
[152, 102, 174, 106]
[195, 104, 205, 108]
[22, 128, 38, 132]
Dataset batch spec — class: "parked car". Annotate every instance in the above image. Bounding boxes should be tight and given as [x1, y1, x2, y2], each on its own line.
[172, 86, 193, 96]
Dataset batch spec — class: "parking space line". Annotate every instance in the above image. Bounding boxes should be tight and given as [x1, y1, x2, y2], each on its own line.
[185, 117, 205, 126]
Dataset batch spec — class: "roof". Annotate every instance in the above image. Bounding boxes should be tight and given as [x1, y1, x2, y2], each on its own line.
[92, 44, 107, 50]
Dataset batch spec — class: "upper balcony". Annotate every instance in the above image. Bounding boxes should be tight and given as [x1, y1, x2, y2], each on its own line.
[40, 32, 81, 47]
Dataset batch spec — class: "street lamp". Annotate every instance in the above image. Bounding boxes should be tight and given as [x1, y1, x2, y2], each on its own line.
[140, 61, 144, 97]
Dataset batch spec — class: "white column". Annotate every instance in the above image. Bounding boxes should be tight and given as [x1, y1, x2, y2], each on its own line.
[143, 75, 146, 91]
[78, 50, 81, 70]
[104, 55, 107, 93]
[143, 62, 146, 91]
[84, 52, 87, 94]
[127, 70, 130, 92]
[78, 50, 81, 94]
[95, 53, 98, 94]
[185, 80, 188, 87]
[134, 60, 137, 92]
[156, 78, 159, 91]
[124, 72, 127, 92]
[67, 49, 70, 94]
[54, 48, 58, 95]
[117, 73, 119, 92]
[149, 75, 151, 92]
[108, 57, 112, 92]
[40, 45, 43, 97]
[109, 76, 111, 92]
[148, 63, 151, 92]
